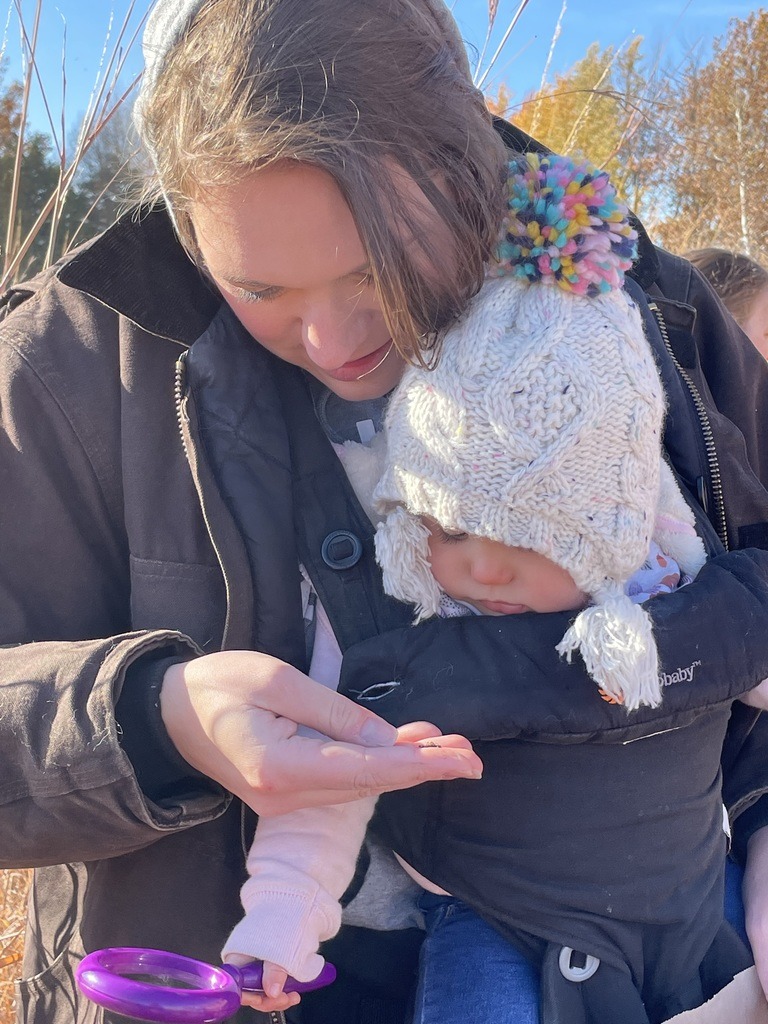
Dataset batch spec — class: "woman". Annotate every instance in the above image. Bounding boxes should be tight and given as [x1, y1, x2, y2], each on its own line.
[686, 247, 768, 360]
[2, 1, 768, 1022]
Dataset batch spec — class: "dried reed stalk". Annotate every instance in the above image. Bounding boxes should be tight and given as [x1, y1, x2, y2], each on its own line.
[0, 868, 31, 1024]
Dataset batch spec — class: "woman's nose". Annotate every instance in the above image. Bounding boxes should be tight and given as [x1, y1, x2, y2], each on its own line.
[301, 297, 367, 369]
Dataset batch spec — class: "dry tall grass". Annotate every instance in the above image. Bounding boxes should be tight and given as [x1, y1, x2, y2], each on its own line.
[1, 1, 146, 1020]
[1, 0, 147, 288]
[0, 870, 31, 1024]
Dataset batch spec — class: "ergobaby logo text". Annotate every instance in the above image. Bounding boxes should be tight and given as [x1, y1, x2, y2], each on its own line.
[659, 660, 702, 687]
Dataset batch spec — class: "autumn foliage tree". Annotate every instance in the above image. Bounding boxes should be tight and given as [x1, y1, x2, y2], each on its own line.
[651, 11, 768, 263]
[488, 11, 768, 266]
[489, 38, 670, 216]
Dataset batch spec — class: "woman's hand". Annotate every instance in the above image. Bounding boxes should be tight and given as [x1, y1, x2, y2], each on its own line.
[160, 651, 482, 816]
[743, 825, 768, 996]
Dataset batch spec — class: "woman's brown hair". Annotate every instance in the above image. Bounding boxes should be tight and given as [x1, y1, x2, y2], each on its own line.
[686, 247, 768, 327]
[137, 0, 508, 363]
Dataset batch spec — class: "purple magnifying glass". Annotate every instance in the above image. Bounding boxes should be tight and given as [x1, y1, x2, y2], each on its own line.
[76, 948, 336, 1023]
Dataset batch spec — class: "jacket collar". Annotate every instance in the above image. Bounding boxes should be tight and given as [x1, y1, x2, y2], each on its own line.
[56, 204, 222, 345]
[56, 120, 661, 340]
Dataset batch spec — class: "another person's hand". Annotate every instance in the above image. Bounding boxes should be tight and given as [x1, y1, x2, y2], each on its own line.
[743, 825, 768, 997]
[741, 678, 768, 710]
[240, 961, 297, 1015]
[161, 651, 482, 815]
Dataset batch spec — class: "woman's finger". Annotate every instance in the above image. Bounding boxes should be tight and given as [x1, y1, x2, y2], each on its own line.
[253, 664, 399, 747]
[161, 654, 482, 817]
[413, 732, 475, 752]
[395, 721, 444, 743]
[259, 733, 483, 796]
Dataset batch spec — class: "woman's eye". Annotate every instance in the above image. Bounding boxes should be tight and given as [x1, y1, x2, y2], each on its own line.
[234, 285, 282, 304]
[348, 272, 375, 296]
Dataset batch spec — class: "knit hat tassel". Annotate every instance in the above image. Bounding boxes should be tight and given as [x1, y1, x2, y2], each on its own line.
[556, 592, 661, 710]
[375, 507, 442, 623]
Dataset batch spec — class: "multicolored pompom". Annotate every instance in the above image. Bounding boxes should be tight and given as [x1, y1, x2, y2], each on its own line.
[489, 152, 638, 297]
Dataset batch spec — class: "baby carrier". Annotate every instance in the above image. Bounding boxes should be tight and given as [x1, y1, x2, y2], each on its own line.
[332, 120, 768, 1024]
[341, 623, 751, 1023]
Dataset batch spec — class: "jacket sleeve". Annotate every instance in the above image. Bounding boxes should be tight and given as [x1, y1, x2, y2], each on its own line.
[339, 549, 768, 741]
[0, 317, 228, 868]
[221, 797, 377, 981]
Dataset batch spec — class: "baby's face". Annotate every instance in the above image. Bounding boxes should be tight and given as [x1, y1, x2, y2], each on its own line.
[422, 518, 586, 616]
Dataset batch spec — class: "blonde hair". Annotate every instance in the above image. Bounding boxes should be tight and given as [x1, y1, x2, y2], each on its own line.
[137, 0, 507, 362]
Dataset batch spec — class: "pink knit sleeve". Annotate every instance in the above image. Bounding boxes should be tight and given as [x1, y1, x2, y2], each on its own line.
[220, 795, 377, 982]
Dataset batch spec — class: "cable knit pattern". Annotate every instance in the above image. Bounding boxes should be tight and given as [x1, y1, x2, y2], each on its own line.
[376, 275, 666, 600]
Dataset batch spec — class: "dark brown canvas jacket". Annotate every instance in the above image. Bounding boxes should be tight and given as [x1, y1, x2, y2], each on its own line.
[0, 214, 241, 1022]
[0, 208, 418, 1024]
[3, 149, 768, 1022]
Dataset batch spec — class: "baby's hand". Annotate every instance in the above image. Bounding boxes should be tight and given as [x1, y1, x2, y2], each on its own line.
[741, 678, 768, 710]
[240, 961, 300, 1014]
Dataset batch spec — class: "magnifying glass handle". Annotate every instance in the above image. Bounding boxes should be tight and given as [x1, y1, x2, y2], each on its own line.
[235, 959, 337, 993]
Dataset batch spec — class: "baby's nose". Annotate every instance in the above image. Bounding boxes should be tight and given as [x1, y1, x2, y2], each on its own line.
[471, 557, 513, 586]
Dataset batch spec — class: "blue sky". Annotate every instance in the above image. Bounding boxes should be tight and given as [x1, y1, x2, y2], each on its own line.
[1, 0, 764, 138]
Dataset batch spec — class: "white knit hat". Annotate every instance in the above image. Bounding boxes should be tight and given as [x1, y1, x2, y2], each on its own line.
[374, 154, 706, 710]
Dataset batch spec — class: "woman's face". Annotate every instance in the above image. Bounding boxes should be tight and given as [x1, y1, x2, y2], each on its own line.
[191, 162, 408, 400]
[742, 284, 768, 361]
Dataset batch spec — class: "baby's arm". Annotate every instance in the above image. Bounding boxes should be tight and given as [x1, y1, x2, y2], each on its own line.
[221, 794, 377, 991]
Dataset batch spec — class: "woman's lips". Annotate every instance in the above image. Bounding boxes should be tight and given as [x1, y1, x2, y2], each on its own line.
[323, 341, 393, 382]
[479, 600, 529, 615]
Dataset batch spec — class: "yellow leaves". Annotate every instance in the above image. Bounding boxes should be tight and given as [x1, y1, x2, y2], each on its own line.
[496, 12, 766, 263]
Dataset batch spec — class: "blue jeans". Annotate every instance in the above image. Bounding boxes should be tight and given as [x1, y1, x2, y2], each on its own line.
[412, 860, 749, 1024]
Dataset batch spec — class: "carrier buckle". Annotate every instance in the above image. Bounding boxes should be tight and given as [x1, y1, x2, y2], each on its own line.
[558, 947, 600, 982]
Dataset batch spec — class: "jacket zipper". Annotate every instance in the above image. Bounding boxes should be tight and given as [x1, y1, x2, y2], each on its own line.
[647, 302, 729, 551]
[176, 354, 284, 1021]
[174, 351, 234, 646]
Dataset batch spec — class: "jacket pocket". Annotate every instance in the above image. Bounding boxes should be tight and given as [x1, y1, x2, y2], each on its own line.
[15, 946, 101, 1024]
[129, 557, 226, 653]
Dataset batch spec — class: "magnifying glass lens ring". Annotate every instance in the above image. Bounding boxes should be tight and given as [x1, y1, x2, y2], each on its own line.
[76, 948, 241, 1024]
